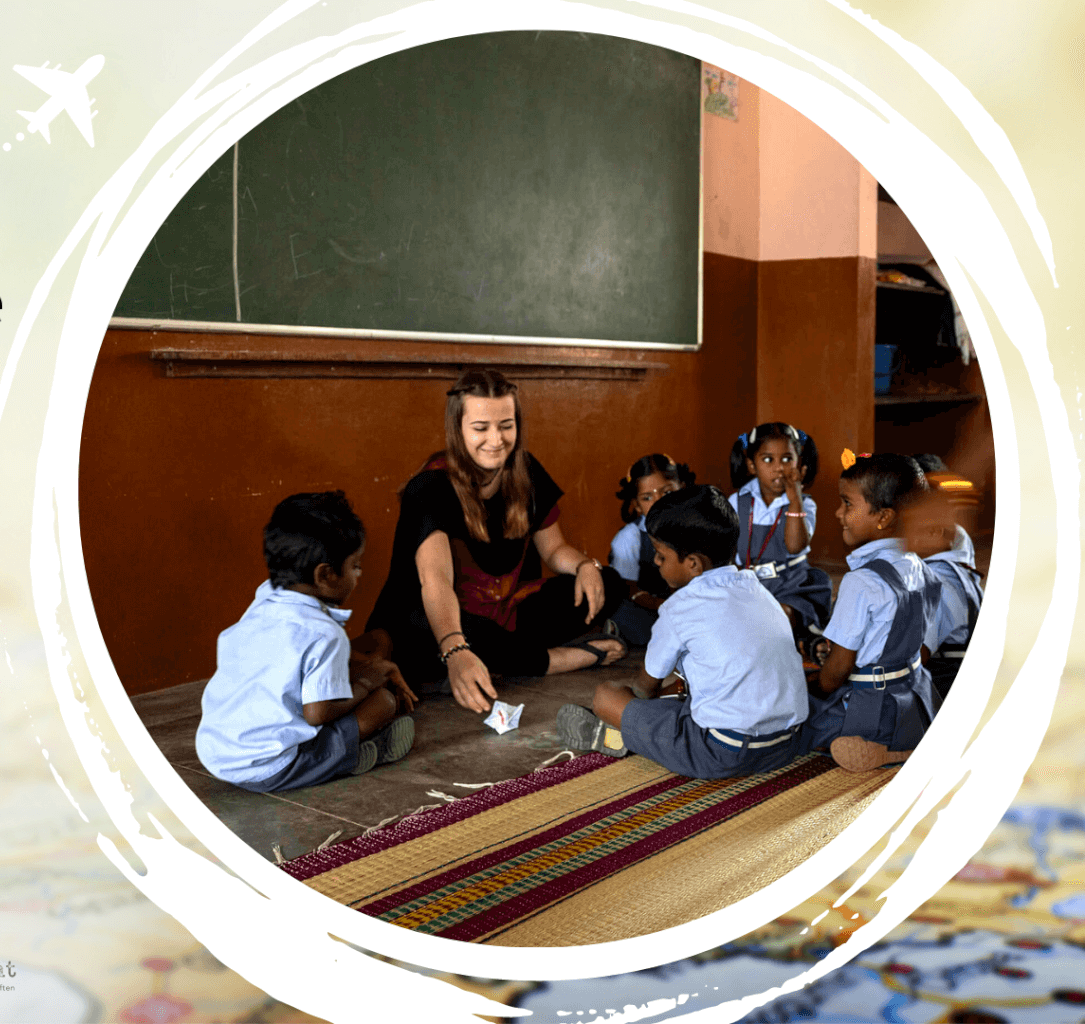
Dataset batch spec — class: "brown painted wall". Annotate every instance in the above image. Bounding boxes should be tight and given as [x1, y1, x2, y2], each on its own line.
[755, 255, 877, 565]
[79, 252, 758, 695]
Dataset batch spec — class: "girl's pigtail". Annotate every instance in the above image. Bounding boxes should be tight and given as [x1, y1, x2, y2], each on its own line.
[798, 430, 819, 488]
[729, 436, 751, 490]
[615, 461, 641, 523]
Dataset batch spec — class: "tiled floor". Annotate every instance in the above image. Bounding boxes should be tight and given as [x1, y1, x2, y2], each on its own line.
[131, 655, 647, 864]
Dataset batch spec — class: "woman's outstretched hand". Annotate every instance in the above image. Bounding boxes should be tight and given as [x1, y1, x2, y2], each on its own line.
[574, 562, 605, 623]
[447, 649, 498, 713]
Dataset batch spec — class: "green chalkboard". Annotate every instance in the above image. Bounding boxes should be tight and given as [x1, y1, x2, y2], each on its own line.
[114, 32, 702, 347]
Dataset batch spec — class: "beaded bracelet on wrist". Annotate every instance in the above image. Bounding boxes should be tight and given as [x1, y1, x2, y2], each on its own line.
[785, 511, 808, 518]
[439, 641, 472, 664]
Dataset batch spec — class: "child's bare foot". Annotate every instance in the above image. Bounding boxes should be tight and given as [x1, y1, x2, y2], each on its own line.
[830, 736, 912, 772]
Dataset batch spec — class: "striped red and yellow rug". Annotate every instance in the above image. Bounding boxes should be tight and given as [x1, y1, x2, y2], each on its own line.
[281, 751, 895, 945]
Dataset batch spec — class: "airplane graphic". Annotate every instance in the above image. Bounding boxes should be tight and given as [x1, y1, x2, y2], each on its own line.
[14, 54, 104, 146]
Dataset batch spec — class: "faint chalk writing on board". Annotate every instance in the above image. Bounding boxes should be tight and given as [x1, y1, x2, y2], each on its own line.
[702, 66, 738, 121]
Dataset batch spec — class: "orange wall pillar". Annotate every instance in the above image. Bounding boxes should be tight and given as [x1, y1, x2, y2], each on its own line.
[754, 92, 878, 564]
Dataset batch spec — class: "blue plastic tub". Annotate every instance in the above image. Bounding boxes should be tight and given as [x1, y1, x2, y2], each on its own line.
[874, 344, 899, 395]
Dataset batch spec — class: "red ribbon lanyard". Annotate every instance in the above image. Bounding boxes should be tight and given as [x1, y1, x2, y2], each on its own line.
[746, 505, 784, 569]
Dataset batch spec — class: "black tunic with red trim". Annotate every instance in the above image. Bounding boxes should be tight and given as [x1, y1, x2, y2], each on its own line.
[365, 452, 563, 665]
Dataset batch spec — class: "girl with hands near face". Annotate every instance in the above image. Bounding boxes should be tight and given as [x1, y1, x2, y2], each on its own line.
[727, 423, 832, 640]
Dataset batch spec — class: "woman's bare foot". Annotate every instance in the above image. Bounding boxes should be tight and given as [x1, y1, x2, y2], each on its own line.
[547, 638, 626, 674]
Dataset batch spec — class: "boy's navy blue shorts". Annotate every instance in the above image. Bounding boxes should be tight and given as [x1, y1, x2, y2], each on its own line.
[236, 714, 360, 793]
[620, 697, 805, 780]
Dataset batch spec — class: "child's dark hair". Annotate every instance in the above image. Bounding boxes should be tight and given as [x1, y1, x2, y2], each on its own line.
[911, 453, 948, 474]
[841, 454, 928, 513]
[264, 491, 366, 588]
[729, 423, 819, 490]
[644, 485, 739, 568]
[615, 453, 697, 522]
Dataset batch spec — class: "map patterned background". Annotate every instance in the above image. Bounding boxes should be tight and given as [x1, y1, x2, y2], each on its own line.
[3, 666, 1085, 1023]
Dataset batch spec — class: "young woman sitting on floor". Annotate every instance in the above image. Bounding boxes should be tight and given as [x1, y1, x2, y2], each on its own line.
[366, 368, 627, 714]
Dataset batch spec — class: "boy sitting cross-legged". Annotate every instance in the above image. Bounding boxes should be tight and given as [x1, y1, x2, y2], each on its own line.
[556, 485, 809, 779]
[196, 491, 417, 793]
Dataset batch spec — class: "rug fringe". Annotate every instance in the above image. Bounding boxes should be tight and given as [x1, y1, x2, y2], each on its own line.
[363, 813, 406, 835]
[400, 802, 447, 821]
[534, 750, 576, 770]
[315, 830, 343, 851]
[332, 752, 582, 843]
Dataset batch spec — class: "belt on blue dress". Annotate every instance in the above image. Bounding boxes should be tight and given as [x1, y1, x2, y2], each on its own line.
[932, 643, 968, 660]
[708, 725, 796, 749]
[751, 553, 807, 581]
[848, 656, 922, 690]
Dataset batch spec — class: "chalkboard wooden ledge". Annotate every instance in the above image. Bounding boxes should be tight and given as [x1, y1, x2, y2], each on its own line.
[146, 343, 668, 383]
[113, 318, 699, 353]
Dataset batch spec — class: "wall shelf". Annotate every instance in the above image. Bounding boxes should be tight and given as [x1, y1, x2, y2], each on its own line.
[149, 347, 668, 382]
[875, 280, 946, 296]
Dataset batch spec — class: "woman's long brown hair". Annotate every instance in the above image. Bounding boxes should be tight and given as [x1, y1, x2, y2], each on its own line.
[440, 369, 533, 542]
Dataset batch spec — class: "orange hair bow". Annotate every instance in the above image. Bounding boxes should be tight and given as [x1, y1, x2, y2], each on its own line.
[841, 449, 872, 469]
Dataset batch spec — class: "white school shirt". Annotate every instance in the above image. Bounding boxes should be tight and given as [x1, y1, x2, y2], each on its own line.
[953, 524, 976, 566]
[609, 517, 647, 582]
[923, 547, 983, 652]
[823, 538, 930, 666]
[196, 581, 354, 785]
[644, 565, 808, 735]
[728, 478, 817, 564]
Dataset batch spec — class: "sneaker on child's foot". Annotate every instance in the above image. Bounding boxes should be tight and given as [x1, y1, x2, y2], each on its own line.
[556, 703, 628, 757]
[830, 736, 912, 772]
[351, 740, 379, 775]
[372, 716, 415, 765]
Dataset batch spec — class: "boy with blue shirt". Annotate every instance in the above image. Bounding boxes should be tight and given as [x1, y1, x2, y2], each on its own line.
[197, 491, 417, 792]
[805, 454, 942, 772]
[557, 485, 808, 779]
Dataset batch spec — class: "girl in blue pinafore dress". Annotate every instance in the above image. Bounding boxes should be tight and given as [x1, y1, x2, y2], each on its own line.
[608, 454, 696, 646]
[804, 452, 943, 772]
[728, 424, 832, 639]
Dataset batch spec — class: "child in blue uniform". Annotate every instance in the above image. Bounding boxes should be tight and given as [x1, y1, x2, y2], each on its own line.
[912, 453, 977, 564]
[728, 423, 832, 638]
[608, 453, 696, 646]
[558, 485, 808, 779]
[197, 491, 417, 792]
[907, 489, 985, 699]
[805, 454, 943, 772]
